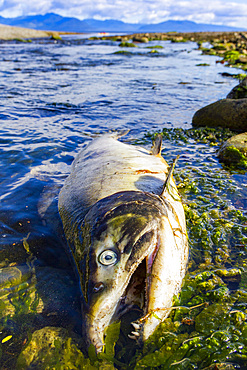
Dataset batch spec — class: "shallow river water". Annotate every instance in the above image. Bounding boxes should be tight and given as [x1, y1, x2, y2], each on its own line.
[0, 35, 246, 369]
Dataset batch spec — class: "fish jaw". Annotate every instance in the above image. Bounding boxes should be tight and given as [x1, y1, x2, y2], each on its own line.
[84, 288, 121, 353]
[84, 226, 160, 353]
[142, 213, 188, 340]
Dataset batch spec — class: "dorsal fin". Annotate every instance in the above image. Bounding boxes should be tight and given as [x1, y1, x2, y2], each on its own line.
[160, 155, 180, 199]
[151, 134, 162, 155]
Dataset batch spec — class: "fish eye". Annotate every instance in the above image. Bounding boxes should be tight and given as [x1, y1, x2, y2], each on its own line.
[98, 250, 118, 266]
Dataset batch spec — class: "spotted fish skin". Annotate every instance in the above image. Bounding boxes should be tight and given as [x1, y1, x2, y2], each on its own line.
[58, 135, 188, 353]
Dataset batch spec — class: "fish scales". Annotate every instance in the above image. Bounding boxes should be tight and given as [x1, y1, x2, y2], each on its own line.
[58, 135, 188, 353]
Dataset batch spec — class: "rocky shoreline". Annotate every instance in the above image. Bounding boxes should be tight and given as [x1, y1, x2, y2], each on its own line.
[104, 30, 247, 169]
[0, 24, 66, 40]
[97, 31, 247, 72]
[1, 26, 246, 169]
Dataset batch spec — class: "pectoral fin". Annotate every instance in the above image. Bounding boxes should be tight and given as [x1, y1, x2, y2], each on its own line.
[151, 134, 163, 156]
[160, 155, 180, 200]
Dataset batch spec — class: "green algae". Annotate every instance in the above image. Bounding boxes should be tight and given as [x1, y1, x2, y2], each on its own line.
[119, 42, 137, 48]
[132, 127, 247, 369]
[15, 323, 122, 369]
[149, 127, 234, 145]
[2, 127, 247, 369]
[14, 38, 32, 43]
[113, 50, 133, 55]
[201, 42, 247, 70]
[221, 72, 247, 80]
[50, 34, 62, 41]
[171, 37, 188, 43]
[145, 45, 164, 49]
[0, 235, 44, 368]
[148, 49, 159, 54]
[219, 146, 247, 170]
[16, 327, 95, 370]
[224, 50, 242, 63]
[109, 128, 247, 369]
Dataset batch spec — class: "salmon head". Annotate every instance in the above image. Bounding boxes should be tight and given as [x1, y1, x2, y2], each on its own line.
[69, 189, 187, 353]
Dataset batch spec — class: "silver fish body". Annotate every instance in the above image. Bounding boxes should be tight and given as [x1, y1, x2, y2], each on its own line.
[58, 135, 188, 353]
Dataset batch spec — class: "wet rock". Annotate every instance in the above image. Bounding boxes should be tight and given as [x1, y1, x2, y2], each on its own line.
[132, 35, 149, 43]
[171, 36, 188, 43]
[35, 266, 81, 328]
[237, 56, 247, 63]
[0, 266, 44, 319]
[16, 326, 90, 369]
[227, 77, 247, 99]
[192, 99, 247, 132]
[218, 132, 247, 169]
[119, 42, 137, 47]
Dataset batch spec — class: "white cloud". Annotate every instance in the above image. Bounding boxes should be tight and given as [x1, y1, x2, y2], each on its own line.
[0, 0, 246, 28]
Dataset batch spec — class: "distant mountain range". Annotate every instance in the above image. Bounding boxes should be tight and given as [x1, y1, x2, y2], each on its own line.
[0, 13, 245, 33]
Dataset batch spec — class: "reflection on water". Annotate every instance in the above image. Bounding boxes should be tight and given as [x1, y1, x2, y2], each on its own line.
[0, 36, 246, 368]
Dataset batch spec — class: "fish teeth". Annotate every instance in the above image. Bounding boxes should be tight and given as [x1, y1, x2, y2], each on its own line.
[128, 334, 136, 340]
[131, 331, 140, 337]
[128, 330, 140, 340]
[131, 322, 141, 330]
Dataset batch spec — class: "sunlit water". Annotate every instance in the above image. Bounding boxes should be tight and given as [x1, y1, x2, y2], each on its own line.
[0, 35, 246, 368]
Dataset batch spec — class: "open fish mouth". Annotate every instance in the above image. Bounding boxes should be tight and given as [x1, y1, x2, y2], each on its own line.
[86, 233, 160, 353]
[114, 237, 161, 340]
[117, 236, 160, 315]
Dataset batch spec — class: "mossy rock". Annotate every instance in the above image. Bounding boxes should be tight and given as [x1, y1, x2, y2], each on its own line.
[223, 50, 241, 63]
[14, 38, 32, 43]
[201, 48, 218, 55]
[212, 44, 228, 51]
[113, 50, 133, 55]
[16, 327, 90, 369]
[227, 77, 247, 99]
[16, 325, 119, 369]
[146, 45, 163, 49]
[171, 37, 188, 43]
[192, 99, 247, 132]
[0, 266, 44, 319]
[132, 36, 149, 43]
[148, 49, 159, 54]
[50, 33, 62, 41]
[218, 132, 247, 169]
[119, 42, 137, 47]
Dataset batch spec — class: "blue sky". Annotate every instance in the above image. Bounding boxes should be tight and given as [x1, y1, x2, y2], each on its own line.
[0, 0, 247, 28]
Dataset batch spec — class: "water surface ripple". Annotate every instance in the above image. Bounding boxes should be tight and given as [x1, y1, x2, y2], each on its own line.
[0, 35, 246, 368]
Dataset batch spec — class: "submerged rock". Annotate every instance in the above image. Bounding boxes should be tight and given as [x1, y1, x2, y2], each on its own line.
[192, 99, 247, 132]
[16, 326, 117, 369]
[218, 132, 247, 169]
[0, 265, 44, 319]
[119, 41, 137, 47]
[16, 327, 88, 369]
[227, 77, 247, 99]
